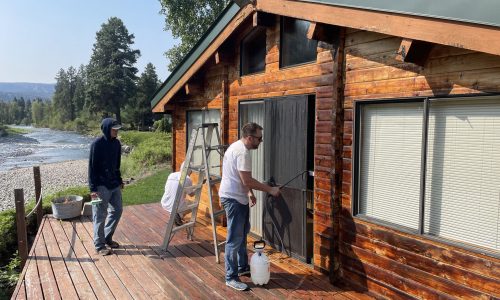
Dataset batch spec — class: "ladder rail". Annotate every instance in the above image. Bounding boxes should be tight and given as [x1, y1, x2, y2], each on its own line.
[160, 123, 227, 264]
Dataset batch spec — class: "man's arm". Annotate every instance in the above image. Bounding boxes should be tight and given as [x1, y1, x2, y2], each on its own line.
[239, 171, 280, 197]
[88, 142, 97, 193]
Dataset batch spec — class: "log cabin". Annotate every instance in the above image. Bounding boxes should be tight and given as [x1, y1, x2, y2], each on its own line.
[151, 0, 500, 298]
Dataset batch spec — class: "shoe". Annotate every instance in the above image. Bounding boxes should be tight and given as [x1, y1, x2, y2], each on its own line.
[174, 213, 184, 226]
[226, 279, 248, 291]
[96, 248, 112, 256]
[106, 241, 120, 248]
[238, 268, 251, 277]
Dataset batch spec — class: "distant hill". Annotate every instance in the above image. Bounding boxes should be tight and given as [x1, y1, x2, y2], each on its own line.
[0, 82, 55, 101]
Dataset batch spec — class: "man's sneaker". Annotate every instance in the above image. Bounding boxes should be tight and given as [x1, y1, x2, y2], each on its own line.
[96, 248, 112, 256]
[106, 241, 120, 248]
[238, 268, 251, 277]
[174, 213, 184, 226]
[226, 279, 248, 291]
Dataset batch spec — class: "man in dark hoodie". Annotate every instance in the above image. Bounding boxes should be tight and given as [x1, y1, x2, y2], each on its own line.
[88, 118, 124, 255]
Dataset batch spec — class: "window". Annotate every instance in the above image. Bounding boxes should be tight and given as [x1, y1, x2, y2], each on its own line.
[186, 110, 221, 175]
[280, 17, 318, 68]
[355, 96, 500, 254]
[240, 27, 266, 76]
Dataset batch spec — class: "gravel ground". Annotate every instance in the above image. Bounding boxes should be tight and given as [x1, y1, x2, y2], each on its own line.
[0, 159, 88, 212]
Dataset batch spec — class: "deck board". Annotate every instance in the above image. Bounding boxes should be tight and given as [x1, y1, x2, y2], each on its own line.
[14, 203, 373, 300]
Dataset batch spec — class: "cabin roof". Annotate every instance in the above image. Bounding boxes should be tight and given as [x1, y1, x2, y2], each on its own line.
[151, 0, 500, 112]
[299, 0, 500, 28]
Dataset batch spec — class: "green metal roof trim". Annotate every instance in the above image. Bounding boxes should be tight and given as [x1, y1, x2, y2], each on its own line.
[151, 2, 241, 109]
[299, 0, 500, 28]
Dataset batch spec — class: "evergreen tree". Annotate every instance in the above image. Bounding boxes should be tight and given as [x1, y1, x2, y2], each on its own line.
[124, 63, 160, 128]
[73, 65, 87, 115]
[52, 69, 73, 123]
[159, 0, 229, 70]
[86, 17, 140, 123]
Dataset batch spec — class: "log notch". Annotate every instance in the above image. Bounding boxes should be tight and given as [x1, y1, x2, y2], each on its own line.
[395, 38, 434, 66]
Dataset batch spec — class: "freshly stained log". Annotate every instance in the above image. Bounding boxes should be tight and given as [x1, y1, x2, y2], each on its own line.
[395, 38, 434, 66]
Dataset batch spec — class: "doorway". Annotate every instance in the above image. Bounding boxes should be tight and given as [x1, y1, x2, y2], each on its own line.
[239, 94, 315, 262]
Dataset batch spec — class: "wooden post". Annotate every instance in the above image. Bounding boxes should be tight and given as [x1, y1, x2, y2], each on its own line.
[33, 166, 43, 227]
[14, 189, 28, 269]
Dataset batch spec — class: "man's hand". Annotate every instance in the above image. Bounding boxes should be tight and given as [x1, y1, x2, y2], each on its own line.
[269, 186, 280, 198]
[90, 192, 99, 199]
[249, 194, 257, 207]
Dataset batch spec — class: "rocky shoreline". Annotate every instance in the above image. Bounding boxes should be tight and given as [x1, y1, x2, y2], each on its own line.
[0, 159, 89, 212]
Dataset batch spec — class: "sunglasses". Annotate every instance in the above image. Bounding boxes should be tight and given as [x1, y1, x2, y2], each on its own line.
[250, 135, 263, 142]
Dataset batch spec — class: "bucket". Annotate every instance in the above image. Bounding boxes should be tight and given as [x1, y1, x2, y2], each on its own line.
[51, 195, 83, 219]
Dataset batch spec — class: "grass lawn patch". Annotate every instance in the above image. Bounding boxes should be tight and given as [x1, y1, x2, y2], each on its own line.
[122, 167, 170, 206]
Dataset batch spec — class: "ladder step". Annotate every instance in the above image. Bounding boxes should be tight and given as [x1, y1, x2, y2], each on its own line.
[209, 175, 222, 184]
[189, 165, 205, 172]
[217, 241, 226, 247]
[172, 221, 196, 232]
[208, 145, 228, 151]
[213, 209, 226, 218]
[177, 202, 199, 214]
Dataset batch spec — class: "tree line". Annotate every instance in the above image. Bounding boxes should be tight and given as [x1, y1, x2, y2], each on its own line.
[0, 17, 166, 132]
[1, 0, 231, 131]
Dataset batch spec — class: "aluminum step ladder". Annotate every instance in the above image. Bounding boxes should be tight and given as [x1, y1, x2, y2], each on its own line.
[160, 123, 228, 263]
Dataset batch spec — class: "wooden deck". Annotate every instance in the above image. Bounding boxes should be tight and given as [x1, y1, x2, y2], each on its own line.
[12, 203, 372, 299]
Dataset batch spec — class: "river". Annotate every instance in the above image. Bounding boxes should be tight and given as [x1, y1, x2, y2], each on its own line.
[0, 126, 94, 171]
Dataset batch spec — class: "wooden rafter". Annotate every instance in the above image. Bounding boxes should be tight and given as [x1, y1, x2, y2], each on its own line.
[257, 0, 500, 57]
[396, 38, 434, 66]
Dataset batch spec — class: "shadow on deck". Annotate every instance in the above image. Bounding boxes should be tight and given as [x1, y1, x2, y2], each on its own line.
[12, 203, 372, 299]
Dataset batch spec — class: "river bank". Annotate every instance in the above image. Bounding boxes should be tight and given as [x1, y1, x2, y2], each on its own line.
[0, 159, 88, 211]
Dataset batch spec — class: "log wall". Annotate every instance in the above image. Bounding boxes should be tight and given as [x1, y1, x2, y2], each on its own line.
[339, 29, 500, 299]
[169, 16, 338, 274]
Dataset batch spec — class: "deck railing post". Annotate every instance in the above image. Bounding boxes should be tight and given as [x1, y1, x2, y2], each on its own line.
[33, 166, 43, 227]
[14, 188, 28, 269]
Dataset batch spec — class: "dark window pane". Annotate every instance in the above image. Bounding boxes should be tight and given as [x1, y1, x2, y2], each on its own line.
[241, 28, 266, 75]
[281, 17, 318, 67]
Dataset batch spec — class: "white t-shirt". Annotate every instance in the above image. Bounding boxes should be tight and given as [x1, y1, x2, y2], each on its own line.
[161, 171, 193, 213]
[219, 140, 252, 204]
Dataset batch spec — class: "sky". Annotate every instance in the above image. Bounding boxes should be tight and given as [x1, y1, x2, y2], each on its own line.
[0, 0, 178, 83]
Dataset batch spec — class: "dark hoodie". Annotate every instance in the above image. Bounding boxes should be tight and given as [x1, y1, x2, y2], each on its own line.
[88, 118, 123, 192]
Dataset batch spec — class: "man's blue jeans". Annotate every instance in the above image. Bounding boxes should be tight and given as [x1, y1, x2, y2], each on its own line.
[221, 197, 250, 282]
[92, 185, 123, 250]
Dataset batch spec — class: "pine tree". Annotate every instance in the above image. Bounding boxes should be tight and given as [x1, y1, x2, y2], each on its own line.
[125, 63, 160, 128]
[86, 17, 140, 123]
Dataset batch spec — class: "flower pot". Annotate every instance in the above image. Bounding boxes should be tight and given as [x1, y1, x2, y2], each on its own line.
[51, 195, 83, 219]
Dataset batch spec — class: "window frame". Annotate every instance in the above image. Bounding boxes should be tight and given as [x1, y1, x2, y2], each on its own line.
[240, 27, 267, 77]
[279, 16, 318, 69]
[352, 94, 500, 258]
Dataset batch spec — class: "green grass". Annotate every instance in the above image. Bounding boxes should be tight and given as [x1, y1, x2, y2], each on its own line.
[122, 167, 171, 205]
[5, 126, 31, 135]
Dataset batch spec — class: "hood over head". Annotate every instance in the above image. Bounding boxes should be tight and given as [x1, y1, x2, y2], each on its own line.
[101, 118, 121, 140]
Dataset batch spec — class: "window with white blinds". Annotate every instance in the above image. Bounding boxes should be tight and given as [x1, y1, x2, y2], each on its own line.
[359, 102, 423, 230]
[425, 98, 500, 251]
[356, 96, 500, 253]
[186, 110, 221, 175]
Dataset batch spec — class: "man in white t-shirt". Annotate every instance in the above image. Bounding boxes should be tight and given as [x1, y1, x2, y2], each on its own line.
[219, 122, 280, 291]
[161, 161, 195, 226]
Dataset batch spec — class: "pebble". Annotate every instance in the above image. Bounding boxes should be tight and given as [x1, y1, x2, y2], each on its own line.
[0, 159, 89, 212]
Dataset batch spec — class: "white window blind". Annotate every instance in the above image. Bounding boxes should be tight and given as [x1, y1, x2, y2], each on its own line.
[186, 110, 221, 175]
[239, 101, 265, 236]
[359, 102, 423, 230]
[425, 98, 500, 251]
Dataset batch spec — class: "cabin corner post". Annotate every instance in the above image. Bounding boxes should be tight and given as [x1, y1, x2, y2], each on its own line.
[221, 65, 230, 146]
[330, 27, 346, 284]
